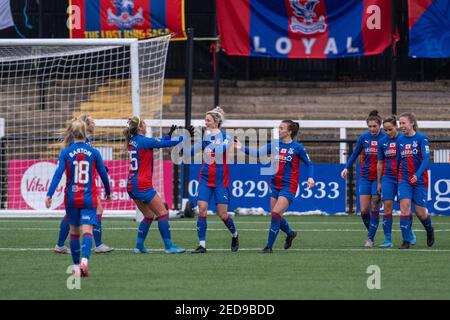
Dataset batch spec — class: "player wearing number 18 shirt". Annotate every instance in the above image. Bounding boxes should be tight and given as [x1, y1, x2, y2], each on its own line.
[237, 120, 314, 253]
[46, 118, 111, 277]
[54, 114, 113, 255]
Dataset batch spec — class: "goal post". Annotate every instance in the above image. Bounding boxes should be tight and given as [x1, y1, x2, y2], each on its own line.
[0, 36, 171, 218]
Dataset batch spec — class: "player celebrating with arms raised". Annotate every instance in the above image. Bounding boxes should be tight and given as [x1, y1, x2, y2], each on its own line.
[190, 106, 239, 254]
[125, 116, 191, 254]
[237, 120, 314, 253]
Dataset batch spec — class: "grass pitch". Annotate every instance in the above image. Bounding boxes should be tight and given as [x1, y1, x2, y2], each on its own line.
[1, 215, 450, 300]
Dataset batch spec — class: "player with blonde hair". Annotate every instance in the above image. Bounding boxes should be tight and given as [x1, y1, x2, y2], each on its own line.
[46, 118, 111, 277]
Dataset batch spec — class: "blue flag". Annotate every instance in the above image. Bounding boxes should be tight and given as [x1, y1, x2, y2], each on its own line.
[409, 0, 450, 58]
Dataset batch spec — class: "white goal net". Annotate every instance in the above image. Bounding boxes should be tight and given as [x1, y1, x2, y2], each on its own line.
[0, 36, 171, 217]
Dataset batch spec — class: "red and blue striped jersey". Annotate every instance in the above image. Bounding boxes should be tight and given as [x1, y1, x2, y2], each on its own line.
[345, 130, 386, 181]
[127, 134, 183, 193]
[192, 131, 231, 188]
[378, 133, 402, 183]
[244, 140, 314, 193]
[47, 141, 111, 209]
[396, 131, 430, 187]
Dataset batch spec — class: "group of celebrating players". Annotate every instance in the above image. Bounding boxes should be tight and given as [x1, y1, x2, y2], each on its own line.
[45, 107, 434, 277]
[341, 110, 434, 250]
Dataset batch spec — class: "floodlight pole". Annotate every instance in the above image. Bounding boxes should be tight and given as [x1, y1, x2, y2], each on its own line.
[212, 0, 220, 107]
[181, 28, 194, 214]
[391, 0, 398, 116]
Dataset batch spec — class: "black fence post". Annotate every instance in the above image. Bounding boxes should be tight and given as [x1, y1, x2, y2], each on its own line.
[391, 0, 398, 116]
[212, 0, 220, 107]
[180, 28, 194, 217]
[348, 141, 355, 214]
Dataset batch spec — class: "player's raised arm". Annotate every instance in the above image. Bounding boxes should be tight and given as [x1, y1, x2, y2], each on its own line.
[238, 140, 272, 158]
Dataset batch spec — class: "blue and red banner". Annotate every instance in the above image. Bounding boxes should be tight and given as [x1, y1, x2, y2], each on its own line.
[408, 0, 450, 58]
[69, 0, 186, 40]
[217, 0, 394, 58]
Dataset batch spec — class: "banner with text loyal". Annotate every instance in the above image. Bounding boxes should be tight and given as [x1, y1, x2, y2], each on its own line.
[408, 0, 450, 58]
[217, 0, 394, 58]
[69, 0, 185, 40]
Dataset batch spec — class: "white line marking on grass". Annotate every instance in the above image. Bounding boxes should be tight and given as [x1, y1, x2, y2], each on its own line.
[2, 220, 450, 225]
[0, 227, 449, 232]
[1, 247, 450, 253]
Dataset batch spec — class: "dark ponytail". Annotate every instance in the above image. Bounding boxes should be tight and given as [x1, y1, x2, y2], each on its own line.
[383, 115, 397, 126]
[366, 110, 382, 126]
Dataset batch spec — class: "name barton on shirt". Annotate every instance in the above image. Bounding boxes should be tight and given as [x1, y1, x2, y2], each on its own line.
[69, 148, 93, 158]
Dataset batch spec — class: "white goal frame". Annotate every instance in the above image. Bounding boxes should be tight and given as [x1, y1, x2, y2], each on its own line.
[0, 37, 170, 218]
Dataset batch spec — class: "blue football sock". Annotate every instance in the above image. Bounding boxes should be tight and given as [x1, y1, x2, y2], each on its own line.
[382, 214, 393, 242]
[197, 216, 207, 242]
[136, 217, 153, 249]
[267, 213, 281, 249]
[93, 216, 102, 247]
[81, 233, 93, 259]
[400, 216, 412, 242]
[419, 215, 433, 233]
[70, 234, 80, 265]
[158, 215, 173, 249]
[361, 213, 370, 231]
[222, 217, 237, 236]
[57, 216, 70, 247]
[280, 218, 293, 236]
[368, 211, 380, 241]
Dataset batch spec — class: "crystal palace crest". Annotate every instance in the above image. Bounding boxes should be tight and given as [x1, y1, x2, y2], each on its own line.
[289, 0, 327, 34]
[107, 0, 144, 28]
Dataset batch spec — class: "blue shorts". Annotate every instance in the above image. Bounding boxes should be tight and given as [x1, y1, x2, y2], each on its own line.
[359, 180, 378, 196]
[270, 187, 295, 204]
[197, 182, 230, 205]
[66, 208, 97, 227]
[398, 183, 427, 207]
[128, 188, 157, 204]
[381, 180, 398, 201]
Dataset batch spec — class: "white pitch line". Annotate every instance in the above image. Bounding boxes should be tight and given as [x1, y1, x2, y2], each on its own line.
[1, 247, 450, 253]
[0, 227, 449, 232]
[2, 220, 450, 225]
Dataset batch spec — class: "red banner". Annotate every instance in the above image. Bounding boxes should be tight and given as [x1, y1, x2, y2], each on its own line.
[69, 0, 186, 40]
[217, 0, 394, 58]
